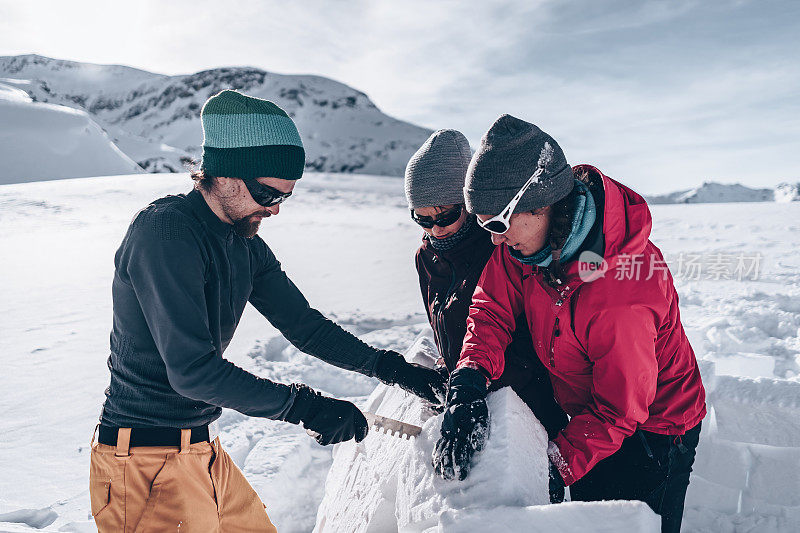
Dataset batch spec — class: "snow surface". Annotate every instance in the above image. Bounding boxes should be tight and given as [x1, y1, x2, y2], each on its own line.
[0, 81, 142, 184]
[1, 173, 799, 532]
[0, 55, 433, 179]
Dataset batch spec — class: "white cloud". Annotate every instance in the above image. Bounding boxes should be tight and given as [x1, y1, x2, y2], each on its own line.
[1, 0, 798, 192]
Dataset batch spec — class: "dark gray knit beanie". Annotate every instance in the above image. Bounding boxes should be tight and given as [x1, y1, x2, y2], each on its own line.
[464, 114, 574, 215]
[405, 129, 472, 209]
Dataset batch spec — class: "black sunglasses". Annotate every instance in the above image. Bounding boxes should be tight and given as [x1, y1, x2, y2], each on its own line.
[243, 179, 292, 207]
[411, 205, 463, 229]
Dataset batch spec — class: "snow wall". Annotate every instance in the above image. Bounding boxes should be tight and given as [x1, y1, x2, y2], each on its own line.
[313, 332, 660, 533]
[688, 360, 800, 520]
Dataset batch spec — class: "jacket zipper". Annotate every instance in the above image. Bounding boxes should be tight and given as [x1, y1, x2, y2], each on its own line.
[549, 316, 560, 367]
[436, 254, 458, 369]
[548, 283, 571, 368]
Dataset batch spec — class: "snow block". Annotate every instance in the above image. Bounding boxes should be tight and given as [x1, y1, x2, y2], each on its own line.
[313, 383, 414, 533]
[711, 375, 800, 446]
[314, 332, 550, 533]
[746, 446, 800, 507]
[313, 384, 549, 533]
[690, 439, 800, 511]
[395, 387, 550, 531]
[684, 475, 741, 515]
[692, 438, 750, 491]
[433, 501, 660, 533]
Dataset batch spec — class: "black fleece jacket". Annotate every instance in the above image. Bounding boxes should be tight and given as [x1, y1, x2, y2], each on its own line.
[100, 189, 381, 428]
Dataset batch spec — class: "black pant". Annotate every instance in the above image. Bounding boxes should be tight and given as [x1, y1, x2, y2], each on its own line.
[569, 423, 701, 533]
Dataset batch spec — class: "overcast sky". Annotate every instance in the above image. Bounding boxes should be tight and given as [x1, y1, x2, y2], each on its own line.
[1, 0, 798, 193]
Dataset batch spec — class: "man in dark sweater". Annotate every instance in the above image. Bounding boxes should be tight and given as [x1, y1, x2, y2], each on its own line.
[89, 90, 446, 532]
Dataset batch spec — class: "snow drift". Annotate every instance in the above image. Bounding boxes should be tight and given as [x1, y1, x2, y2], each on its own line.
[0, 81, 142, 184]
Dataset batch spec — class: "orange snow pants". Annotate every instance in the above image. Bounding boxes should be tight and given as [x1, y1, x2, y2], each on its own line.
[89, 428, 277, 532]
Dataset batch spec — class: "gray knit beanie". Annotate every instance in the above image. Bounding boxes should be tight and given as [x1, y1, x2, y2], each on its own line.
[405, 129, 472, 209]
[464, 115, 574, 215]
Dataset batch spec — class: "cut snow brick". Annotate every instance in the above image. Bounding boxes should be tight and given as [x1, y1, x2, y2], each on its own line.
[314, 384, 549, 533]
[314, 334, 550, 533]
[691, 439, 800, 509]
[692, 438, 750, 491]
[684, 475, 741, 515]
[433, 501, 660, 533]
[395, 387, 550, 530]
[746, 446, 800, 507]
[711, 375, 800, 446]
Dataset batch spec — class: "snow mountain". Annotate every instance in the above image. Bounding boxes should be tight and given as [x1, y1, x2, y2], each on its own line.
[0, 81, 142, 184]
[775, 182, 800, 203]
[0, 54, 434, 178]
[647, 181, 779, 204]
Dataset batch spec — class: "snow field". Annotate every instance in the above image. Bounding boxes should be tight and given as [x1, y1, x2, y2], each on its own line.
[1, 173, 799, 531]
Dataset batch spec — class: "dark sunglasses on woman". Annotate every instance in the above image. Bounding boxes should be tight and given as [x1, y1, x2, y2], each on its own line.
[243, 179, 293, 207]
[411, 204, 463, 229]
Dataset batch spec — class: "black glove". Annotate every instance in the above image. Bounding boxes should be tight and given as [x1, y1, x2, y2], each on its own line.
[374, 350, 447, 406]
[283, 384, 369, 446]
[431, 367, 490, 481]
[549, 459, 566, 503]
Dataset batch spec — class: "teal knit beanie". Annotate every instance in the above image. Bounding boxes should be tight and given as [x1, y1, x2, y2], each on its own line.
[200, 90, 305, 180]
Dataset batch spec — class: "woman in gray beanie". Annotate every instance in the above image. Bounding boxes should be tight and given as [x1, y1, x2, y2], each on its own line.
[406, 129, 568, 502]
[432, 116, 706, 533]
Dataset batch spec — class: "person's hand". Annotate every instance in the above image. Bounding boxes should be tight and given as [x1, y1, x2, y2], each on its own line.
[375, 350, 447, 406]
[431, 367, 490, 480]
[283, 384, 369, 445]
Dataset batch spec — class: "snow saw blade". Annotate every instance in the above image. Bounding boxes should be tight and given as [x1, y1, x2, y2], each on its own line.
[363, 412, 422, 439]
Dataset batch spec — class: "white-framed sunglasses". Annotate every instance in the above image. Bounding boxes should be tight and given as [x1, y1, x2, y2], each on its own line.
[476, 165, 546, 235]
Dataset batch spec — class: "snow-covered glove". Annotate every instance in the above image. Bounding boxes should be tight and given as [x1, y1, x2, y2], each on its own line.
[548, 458, 566, 503]
[431, 367, 490, 481]
[429, 365, 451, 413]
[283, 384, 369, 446]
[374, 350, 447, 406]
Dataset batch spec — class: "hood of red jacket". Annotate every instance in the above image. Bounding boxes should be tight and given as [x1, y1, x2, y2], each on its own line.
[572, 164, 652, 271]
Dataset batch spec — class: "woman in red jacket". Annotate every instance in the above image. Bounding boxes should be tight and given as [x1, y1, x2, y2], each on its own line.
[431, 115, 705, 533]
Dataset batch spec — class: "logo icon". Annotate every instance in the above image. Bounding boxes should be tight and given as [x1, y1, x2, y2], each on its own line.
[577, 250, 607, 282]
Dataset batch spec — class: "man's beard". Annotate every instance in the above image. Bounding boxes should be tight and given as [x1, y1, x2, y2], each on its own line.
[233, 213, 267, 238]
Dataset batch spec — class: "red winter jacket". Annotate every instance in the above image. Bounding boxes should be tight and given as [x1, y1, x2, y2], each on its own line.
[457, 165, 706, 485]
